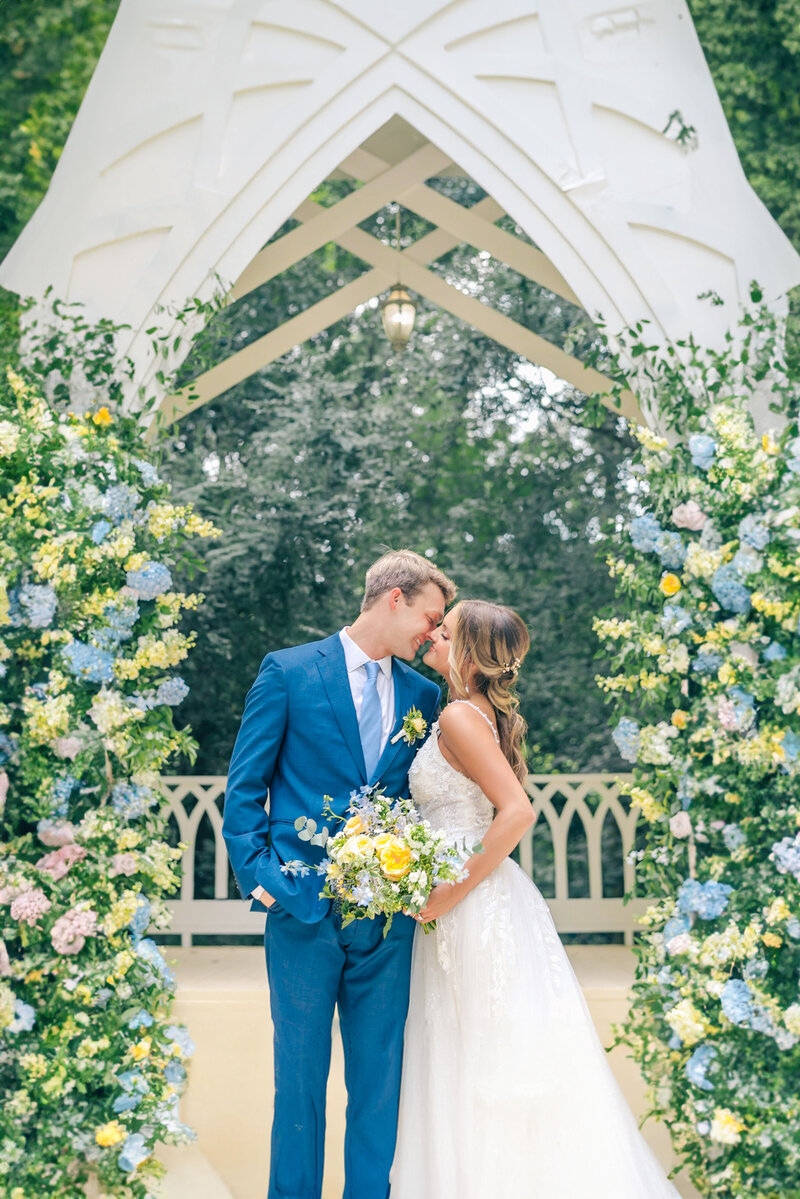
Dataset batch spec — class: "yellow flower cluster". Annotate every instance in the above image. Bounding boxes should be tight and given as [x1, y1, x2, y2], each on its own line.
[592, 617, 636, 641]
[683, 542, 725, 581]
[114, 629, 196, 680]
[605, 555, 636, 581]
[710, 1108, 745, 1145]
[620, 782, 666, 823]
[766, 555, 800, 582]
[21, 692, 72, 745]
[699, 921, 760, 968]
[764, 898, 791, 925]
[631, 425, 670, 453]
[665, 998, 712, 1046]
[103, 891, 141, 937]
[95, 1120, 126, 1148]
[751, 592, 794, 621]
[734, 729, 787, 769]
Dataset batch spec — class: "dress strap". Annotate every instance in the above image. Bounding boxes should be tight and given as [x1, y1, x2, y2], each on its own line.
[450, 699, 500, 744]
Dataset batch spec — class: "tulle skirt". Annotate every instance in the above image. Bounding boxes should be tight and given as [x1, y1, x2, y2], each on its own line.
[390, 858, 680, 1199]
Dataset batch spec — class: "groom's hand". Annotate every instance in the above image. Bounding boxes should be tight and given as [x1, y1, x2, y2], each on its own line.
[253, 885, 277, 908]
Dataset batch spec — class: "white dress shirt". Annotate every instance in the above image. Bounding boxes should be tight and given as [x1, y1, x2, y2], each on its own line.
[252, 629, 395, 903]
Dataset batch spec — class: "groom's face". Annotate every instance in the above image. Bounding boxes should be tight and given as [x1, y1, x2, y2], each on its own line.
[387, 582, 446, 660]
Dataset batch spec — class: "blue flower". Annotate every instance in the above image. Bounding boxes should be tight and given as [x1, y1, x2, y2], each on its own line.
[117, 1069, 149, 1094]
[730, 546, 762, 577]
[19, 584, 57, 629]
[166, 1024, 196, 1057]
[155, 677, 189, 707]
[113, 1092, 142, 1113]
[126, 561, 172, 600]
[771, 833, 800, 882]
[677, 878, 732, 920]
[136, 938, 175, 987]
[630, 514, 663, 554]
[711, 564, 751, 614]
[61, 641, 115, 684]
[612, 717, 640, 763]
[133, 458, 161, 487]
[721, 978, 754, 1025]
[91, 599, 139, 650]
[101, 484, 140, 525]
[686, 1044, 717, 1091]
[111, 781, 157, 821]
[764, 641, 787, 662]
[164, 1059, 186, 1085]
[655, 531, 687, 570]
[0, 732, 15, 766]
[677, 773, 697, 811]
[692, 652, 723, 675]
[688, 433, 717, 470]
[781, 731, 800, 762]
[129, 896, 151, 941]
[661, 605, 692, 635]
[118, 1133, 150, 1173]
[8, 999, 36, 1034]
[787, 918, 800, 940]
[663, 914, 691, 943]
[127, 1010, 154, 1030]
[91, 519, 112, 544]
[738, 515, 770, 550]
[722, 823, 746, 852]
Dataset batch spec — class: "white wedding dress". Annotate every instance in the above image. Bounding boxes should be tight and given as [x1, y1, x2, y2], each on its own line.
[391, 705, 681, 1199]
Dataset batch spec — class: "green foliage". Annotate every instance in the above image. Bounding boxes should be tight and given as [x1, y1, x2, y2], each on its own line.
[595, 305, 800, 1197]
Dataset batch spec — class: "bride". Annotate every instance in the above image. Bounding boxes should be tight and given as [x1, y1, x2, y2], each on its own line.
[390, 599, 681, 1198]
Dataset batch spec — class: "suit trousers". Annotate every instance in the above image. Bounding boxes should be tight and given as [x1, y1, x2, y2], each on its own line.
[264, 903, 416, 1199]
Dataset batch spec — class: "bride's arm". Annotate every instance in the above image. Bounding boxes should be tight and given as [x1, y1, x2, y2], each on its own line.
[416, 704, 534, 923]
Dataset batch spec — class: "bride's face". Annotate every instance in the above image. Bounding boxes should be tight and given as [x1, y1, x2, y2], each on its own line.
[423, 609, 456, 679]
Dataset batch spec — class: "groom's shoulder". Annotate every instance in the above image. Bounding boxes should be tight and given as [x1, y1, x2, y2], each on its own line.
[395, 660, 440, 702]
[262, 632, 339, 670]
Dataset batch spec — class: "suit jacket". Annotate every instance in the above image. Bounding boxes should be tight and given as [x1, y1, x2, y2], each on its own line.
[222, 632, 441, 924]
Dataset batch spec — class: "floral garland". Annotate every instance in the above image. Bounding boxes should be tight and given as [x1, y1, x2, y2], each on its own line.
[595, 314, 800, 1197]
[0, 364, 219, 1196]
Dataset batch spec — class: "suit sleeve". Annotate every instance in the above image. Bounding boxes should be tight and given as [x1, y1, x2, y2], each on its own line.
[222, 654, 288, 901]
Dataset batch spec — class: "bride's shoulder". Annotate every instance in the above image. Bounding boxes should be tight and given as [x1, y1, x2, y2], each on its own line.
[438, 701, 496, 742]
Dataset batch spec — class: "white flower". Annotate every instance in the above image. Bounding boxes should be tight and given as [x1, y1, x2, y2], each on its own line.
[669, 812, 692, 839]
[0, 421, 20, 456]
[671, 500, 708, 530]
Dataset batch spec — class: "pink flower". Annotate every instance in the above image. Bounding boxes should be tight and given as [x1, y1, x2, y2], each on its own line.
[0, 771, 7, 816]
[51, 908, 97, 955]
[36, 844, 87, 881]
[718, 697, 740, 731]
[671, 500, 708, 530]
[10, 888, 52, 927]
[110, 853, 137, 878]
[38, 820, 76, 848]
[669, 812, 693, 839]
[53, 736, 82, 760]
[729, 642, 758, 668]
[666, 932, 692, 955]
[0, 938, 10, 976]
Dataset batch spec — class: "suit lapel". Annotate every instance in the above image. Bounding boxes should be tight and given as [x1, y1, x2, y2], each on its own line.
[316, 636, 366, 780]
[370, 660, 414, 783]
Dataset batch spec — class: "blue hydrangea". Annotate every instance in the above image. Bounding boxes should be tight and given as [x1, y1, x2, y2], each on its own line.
[721, 978, 754, 1025]
[677, 773, 697, 811]
[677, 878, 733, 920]
[129, 896, 151, 940]
[136, 938, 175, 987]
[19, 584, 57, 629]
[0, 732, 15, 766]
[771, 832, 800, 882]
[127, 1010, 154, 1030]
[727, 685, 756, 728]
[101, 483, 140, 525]
[118, 1133, 150, 1173]
[8, 999, 36, 1034]
[91, 519, 112, 544]
[787, 918, 800, 940]
[764, 641, 787, 662]
[738, 514, 771, 550]
[61, 640, 115, 684]
[655, 530, 687, 570]
[688, 433, 717, 470]
[663, 914, 691, 943]
[111, 781, 157, 821]
[126, 561, 172, 600]
[692, 652, 724, 675]
[711, 564, 751, 614]
[722, 823, 746, 852]
[166, 1024, 196, 1057]
[730, 546, 762, 577]
[630, 514, 663, 554]
[164, 1059, 186, 1085]
[661, 605, 692, 635]
[91, 599, 139, 651]
[781, 731, 800, 762]
[155, 677, 189, 707]
[685, 1044, 717, 1091]
[133, 458, 161, 487]
[612, 717, 640, 762]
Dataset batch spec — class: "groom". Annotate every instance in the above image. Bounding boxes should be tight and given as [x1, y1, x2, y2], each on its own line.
[222, 550, 456, 1199]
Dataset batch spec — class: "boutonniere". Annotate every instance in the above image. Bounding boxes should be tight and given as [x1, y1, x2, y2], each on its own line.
[391, 706, 428, 746]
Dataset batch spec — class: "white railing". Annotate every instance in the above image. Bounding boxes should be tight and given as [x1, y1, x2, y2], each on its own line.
[161, 774, 647, 947]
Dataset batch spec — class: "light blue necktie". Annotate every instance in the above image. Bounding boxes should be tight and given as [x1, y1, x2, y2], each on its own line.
[359, 660, 383, 778]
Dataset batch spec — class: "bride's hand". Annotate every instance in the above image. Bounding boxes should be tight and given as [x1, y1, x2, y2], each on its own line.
[416, 884, 459, 924]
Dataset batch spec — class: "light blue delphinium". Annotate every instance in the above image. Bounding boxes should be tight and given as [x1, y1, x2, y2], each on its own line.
[135, 938, 175, 987]
[711, 564, 751, 614]
[113, 1092, 142, 1114]
[612, 717, 640, 762]
[738, 514, 771, 550]
[661, 605, 692, 635]
[19, 584, 57, 629]
[685, 1044, 718, 1091]
[781, 730, 800, 762]
[629, 514, 663, 554]
[133, 458, 161, 487]
[8, 999, 36, 1033]
[688, 433, 717, 470]
[129, 896, 151, 941]
[787, 918, 800, 940]
[155, 677, 189, 707]
[764, 641, 788, 662]
[771, 832, 800, 882]
[61, 641, 115, 684]
[91, 599, 139, 650]
[118, 1133, 150, 1173]
[126, 561, 172, 600]
[127, 1010, 154, 1030]
[110, 781, 157, 821]
[165, 1025, 196, 1057]
[164, 1059, 186, 1085]
[677, 878, 733, 920]
[721, 978, 754, 1025]
[91, 519, 112, 544]
[663, 914, 691, 943]
[117, 1070, 149, 1095]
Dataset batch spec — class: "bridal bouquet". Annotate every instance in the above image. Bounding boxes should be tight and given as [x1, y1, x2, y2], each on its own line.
[283, 785, 477, 934]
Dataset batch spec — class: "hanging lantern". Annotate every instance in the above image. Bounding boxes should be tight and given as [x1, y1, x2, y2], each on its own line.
[380, 285, 417, 352]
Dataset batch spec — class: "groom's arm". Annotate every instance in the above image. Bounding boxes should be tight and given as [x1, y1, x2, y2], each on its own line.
[222, 654, 288, 902]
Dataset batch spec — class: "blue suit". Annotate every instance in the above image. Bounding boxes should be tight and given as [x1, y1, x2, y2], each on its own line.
[223, 633, 440, 1199]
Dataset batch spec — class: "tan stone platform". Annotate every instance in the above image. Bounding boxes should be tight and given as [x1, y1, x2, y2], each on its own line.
[163, 946, 699, 1199]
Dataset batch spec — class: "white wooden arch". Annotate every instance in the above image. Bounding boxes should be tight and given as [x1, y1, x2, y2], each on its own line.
[1, 0, 798, 429]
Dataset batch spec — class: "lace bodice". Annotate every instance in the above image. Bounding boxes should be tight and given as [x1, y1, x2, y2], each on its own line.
[408, 722, 495, 845]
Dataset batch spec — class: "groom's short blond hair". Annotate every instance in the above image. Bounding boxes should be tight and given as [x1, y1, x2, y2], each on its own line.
[361, 550, 457, 612]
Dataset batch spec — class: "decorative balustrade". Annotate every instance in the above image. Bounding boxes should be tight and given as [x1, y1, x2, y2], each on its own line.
[161, 773, 646, 947]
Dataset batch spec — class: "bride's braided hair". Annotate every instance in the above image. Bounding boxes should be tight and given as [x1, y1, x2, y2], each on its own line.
[448, 599, 530, 782]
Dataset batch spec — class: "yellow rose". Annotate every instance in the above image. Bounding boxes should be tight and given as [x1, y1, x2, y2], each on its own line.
[130, 1036, 151, 1062]
[341, 834, 374, 861]
[671, 710, 688, 729]
[659, 573, 682, 597]
[372, 833, 394, 853]
[91, 406, 113, 426]
[96, 1120, 125, 1147]
[377, 837, 412, 880]
[343, 814, 366, 836]
[762, 932, 782, 949]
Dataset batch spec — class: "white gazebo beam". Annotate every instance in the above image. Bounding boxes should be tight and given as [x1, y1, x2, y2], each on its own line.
[231, 142, 451, 301]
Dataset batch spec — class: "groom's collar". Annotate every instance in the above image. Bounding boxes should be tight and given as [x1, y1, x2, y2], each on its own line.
[338, 627, 392, 680]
